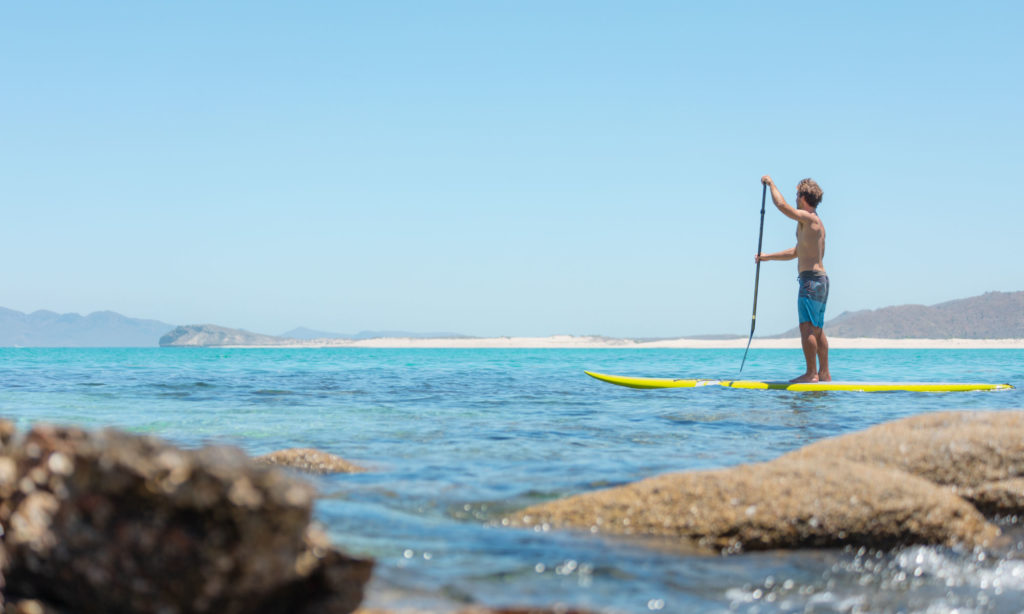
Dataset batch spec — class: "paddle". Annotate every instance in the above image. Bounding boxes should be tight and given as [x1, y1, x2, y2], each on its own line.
[739, 182, 768, 373]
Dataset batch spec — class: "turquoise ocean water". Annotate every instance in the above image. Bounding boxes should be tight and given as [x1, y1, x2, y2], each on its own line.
[1, 347, 1022, 613]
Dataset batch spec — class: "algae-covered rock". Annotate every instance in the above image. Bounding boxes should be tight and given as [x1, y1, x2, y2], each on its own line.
[256, 448, 365, 474]
[509, 456, 998, 553]
[783, 410, 1024, 513]
[960, 478, 1024, 517]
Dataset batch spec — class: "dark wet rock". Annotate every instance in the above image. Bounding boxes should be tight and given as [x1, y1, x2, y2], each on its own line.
[508, 456, 998, 553]
[256, 448, 365, 474]
[782, 410, 1024, 514]
[0, 423, 373, 614]
[957, 479, 1024, 517]
[0, 419, 15, 448]
[7, 598, 68, 614]
[0, 528, 5, 614]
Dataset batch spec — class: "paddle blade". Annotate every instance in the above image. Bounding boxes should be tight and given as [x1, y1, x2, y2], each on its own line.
[740, 182, 768, 374]
[739, 335, 753, 373]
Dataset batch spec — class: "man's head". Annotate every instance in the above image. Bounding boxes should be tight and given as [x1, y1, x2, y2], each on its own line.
[796, 178, 823, 209]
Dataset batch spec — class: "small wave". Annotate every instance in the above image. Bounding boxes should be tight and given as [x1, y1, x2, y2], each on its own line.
[895, 544, 1024, 592]
[152, 382, 215, 390]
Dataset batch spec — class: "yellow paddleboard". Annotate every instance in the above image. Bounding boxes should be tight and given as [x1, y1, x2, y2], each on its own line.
[583, 371, 722, 389]
[584, 371, 1013, 392]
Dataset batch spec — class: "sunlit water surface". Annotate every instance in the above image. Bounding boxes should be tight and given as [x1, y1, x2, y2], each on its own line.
[1, 348, 1022, 613]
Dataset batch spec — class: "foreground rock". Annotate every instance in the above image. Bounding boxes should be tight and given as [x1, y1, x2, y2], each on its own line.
[355, 607, 597, 614]
[509, 455, 997, 553]
[256, 448, 365, 474]
[783, 410, 1024, 515]
[0, 422, 373, 613]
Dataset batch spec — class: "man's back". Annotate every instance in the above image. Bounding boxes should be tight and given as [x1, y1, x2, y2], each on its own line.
[796, 214, 826, 274]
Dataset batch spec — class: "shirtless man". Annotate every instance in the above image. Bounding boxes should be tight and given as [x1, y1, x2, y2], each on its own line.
[756, 176, 830, 383]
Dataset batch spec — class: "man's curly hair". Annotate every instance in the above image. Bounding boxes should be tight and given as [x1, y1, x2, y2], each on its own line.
[797, 178, 823, 208]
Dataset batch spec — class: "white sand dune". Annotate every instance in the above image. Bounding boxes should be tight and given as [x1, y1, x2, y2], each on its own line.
[225, 336, 1024, 349]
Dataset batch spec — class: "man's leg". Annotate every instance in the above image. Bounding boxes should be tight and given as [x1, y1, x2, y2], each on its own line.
[816, 328, 830, 381]
[792, 321, 819, 383]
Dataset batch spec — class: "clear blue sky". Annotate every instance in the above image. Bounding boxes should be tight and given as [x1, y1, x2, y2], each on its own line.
[2, 1, 1021, 337]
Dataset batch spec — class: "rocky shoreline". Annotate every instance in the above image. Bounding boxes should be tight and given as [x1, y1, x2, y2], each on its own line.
[1, 411, 1022, 612]
[508, 411, 1024, 554]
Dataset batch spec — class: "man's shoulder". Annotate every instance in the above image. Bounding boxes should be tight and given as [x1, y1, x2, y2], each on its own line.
[796, 209, 821, 224]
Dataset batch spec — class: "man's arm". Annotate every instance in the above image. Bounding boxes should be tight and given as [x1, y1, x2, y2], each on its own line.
[756, 247, 797, 262]
[761, 175, 815, 223]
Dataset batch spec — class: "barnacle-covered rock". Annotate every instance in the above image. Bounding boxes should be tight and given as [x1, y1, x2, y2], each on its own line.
[0, 424, 372, 614]
[508, 456, 998, 553]
[783, 410, 1024, 515]
[256, 448, 365, 474]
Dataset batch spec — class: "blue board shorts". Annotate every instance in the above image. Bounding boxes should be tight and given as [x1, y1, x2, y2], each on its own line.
[797, 271, 829, 329]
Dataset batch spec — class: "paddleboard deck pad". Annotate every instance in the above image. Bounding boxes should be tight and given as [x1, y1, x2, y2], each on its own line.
[584, 371, 1014, 392]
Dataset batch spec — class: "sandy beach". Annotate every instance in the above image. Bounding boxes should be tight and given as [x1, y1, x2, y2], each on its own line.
[225, 335, 1024, 350]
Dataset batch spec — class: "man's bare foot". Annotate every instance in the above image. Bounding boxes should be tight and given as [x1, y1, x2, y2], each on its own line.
[790, 372, 819, 383]
[818, 371, 832, 382]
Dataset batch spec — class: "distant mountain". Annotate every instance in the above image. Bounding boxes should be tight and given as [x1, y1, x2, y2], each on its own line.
[15, 290, 1015, 348]
[280, 327, 472, 340]
[775, 291, 1024, 338]
[279, 327, 349, 339]
[0, 308, 176, 347]
[160, 325, 292, 347]
[166, 324, 473, 346]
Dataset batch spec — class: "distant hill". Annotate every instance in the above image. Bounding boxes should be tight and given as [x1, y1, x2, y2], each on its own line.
[160, 325, 293, 347]
[280, 327, 471, 340]
[11, 290, 1018, 348]
[279, 327, 349, 339]
[165, 324, 473, 346]
[0, 308, 175, 347]
[776, 291, 1024, 338]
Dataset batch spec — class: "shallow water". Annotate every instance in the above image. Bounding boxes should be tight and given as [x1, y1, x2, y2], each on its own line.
[0, 347, 1022, 613]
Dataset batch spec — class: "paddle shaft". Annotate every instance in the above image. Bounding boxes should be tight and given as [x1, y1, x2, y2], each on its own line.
[739, 183, 768, 373]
